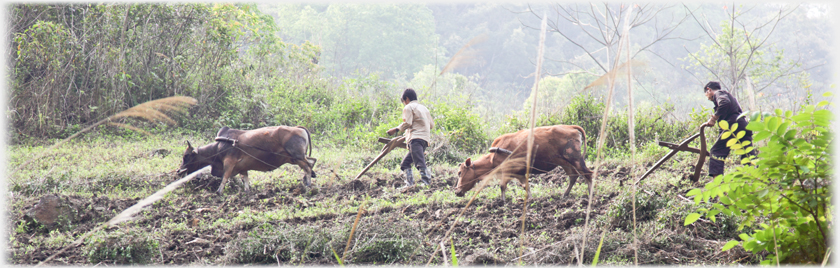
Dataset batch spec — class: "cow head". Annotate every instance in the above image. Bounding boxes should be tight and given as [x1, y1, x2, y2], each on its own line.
[177, 141, 207, 178]
[453, 158, 478, 197]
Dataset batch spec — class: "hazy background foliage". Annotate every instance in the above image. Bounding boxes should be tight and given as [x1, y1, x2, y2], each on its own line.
[7, 3, 833, 158]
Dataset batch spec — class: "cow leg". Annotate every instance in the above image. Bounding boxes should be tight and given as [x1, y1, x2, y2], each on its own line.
[499, 182, 507, 205]
[570, 156, 594, 196]
[295, 159, 314, 187]
[517, 176, 531, 201]
[240, 171, 251, 194]
[559, 164, 579, 197]
[217, 158, 238, 195]
[306, 157, 318, 178]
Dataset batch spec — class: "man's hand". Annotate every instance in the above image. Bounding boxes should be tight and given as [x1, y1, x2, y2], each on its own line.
[703, 115, 719, 127]
[386, 127, 399, 136]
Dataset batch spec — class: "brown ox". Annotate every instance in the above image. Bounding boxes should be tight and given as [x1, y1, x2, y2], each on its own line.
[177, 126, 317, 195]
[453, 125, 592, 203]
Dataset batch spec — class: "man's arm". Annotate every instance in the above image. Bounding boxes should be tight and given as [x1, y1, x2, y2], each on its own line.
[704, 114, 719, 127]
[388, 106, 413, 136]
[398, 106, 413, 131]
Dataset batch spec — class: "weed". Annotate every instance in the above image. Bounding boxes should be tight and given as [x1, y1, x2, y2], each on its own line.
[84, 228, 160, 264]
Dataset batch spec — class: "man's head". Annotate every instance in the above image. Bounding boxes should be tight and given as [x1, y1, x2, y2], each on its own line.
[704, 81, 721, 100]
[401, 88, 417, 105]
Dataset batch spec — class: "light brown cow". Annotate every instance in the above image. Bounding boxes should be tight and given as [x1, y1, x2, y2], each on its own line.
[177, 126, 316, 195]
[453, 125, 592, 203]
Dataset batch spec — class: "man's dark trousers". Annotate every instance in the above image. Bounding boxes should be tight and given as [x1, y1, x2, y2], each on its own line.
[401, 139, 428, 171]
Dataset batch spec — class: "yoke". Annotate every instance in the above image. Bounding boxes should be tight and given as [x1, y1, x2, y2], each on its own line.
[214, 126, 246, 143]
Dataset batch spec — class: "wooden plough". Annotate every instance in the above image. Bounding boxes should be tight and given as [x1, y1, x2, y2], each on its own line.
[354, 136, 407, 180]
[637, 125, 710, 183]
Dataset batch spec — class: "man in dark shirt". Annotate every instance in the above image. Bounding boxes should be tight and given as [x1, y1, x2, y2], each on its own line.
[702, 81, 757, 178]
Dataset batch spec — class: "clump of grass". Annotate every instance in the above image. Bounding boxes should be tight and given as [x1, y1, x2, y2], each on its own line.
[607, 191, 667, 231]
[83, 228, 160, 265]
[349, 218, 423, 264]
[226, 223, 345, 264]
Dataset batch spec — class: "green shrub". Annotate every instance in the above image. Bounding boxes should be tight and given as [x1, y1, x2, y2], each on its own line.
[685, 95, 833, 264]
[430, 100, 489, 153]
[499, 94, 698, 159]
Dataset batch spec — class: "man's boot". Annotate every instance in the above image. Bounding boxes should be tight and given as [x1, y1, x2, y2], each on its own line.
[401, 169, 415, 189]
[419, 167, 432, 186]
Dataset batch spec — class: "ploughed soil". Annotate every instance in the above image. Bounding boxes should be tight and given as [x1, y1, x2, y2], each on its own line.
[9, 162, 759, 265]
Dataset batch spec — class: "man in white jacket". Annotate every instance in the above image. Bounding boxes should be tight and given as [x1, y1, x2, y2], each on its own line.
[387, 88, 434, 187]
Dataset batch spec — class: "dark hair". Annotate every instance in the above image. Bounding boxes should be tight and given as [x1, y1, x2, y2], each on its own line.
[401, 88, 417, 102]
[704, 81, 721, 91]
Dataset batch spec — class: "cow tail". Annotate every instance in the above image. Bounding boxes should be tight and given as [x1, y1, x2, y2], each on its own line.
[577, 126, 587, 160]
[297, 126, 313, 158]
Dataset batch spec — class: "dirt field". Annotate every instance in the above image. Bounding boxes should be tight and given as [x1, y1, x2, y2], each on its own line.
[9, 157, 762, 265]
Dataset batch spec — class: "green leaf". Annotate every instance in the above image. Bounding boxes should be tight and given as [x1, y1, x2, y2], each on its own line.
[331, 248, 344, 266]
[776, 122, 790, 137]
[784, 130, 797, 140]
[721, 131, 732, 139]
[731, 123, 739, 131]
[451, 238, 458, 266]
[823, 91, 833, 97]
[591, 232, 606, 266]
[686, 189, 702, 197]
[744, 240, 758, 251]
[767, 117, 780, 131]
[736, 130, 746, 139]
[791, 113, 811, 123]
[726, 138, 738, 147]
[813, 109, 832, 121]
[817, 100, 829, 107]
[746, 121, 765, 131]
[757, 189, 769, 198]
[684, 213, 701, 226]
[719, 120, 730, 130]
[774, 109, 783, 116]
[738, 233, 751, 241]
[750, 112, 762, 123]
[754, 131, 772, 141]
[722, 240, 740, 251]
[784, 110, 793, 118]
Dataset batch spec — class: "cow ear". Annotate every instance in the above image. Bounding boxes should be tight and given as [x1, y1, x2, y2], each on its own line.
[465, 158, 472, 167]
[185, 141, 196, 154]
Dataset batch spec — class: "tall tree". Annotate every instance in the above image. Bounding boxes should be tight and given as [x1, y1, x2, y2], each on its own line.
[681, 3, 807, 107]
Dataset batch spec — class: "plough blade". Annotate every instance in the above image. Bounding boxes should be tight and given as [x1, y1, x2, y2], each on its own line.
[354, 136, 407, 180]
